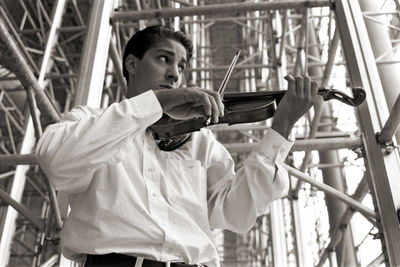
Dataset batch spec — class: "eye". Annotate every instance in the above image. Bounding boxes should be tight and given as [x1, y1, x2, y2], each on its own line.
[158, 55, 168, 63]
[178, 63, 186, 72]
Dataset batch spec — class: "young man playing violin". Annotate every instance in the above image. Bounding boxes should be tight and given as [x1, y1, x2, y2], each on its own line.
[36, 25, 320, 267]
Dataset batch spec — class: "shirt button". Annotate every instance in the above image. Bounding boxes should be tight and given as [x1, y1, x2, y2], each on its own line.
[148, 166, 154, 172]
[152, 192, 158, 197]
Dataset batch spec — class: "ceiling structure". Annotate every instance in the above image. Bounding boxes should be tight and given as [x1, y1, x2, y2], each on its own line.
[0, 0, 400, 266]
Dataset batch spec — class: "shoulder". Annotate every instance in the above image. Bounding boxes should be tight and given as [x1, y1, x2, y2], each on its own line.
[191, 128, 229, 159]
[59, 105, 105, 123]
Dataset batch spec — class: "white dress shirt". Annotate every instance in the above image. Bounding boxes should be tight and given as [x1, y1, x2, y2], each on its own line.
[35, 90, 293, 267]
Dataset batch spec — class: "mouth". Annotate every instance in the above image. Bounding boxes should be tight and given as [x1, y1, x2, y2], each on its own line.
[159, 84, 173, 89]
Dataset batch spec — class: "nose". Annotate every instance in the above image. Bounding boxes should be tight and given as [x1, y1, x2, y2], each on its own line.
[166, 64, 180, 84]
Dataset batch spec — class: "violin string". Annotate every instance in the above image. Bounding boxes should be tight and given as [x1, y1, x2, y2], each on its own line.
[218, 50, 241, 97]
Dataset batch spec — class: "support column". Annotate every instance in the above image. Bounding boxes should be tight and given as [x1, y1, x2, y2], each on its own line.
[358, 0, 400, 143]
[335, 0, 400, 265]
[307, 20, 359, 267]
[74, 0, 116, 107]
[270, 200, 288, 267]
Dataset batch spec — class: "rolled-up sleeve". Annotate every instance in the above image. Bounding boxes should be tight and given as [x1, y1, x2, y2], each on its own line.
[207, 129, 293, 233]
[35, 90, 163, 194]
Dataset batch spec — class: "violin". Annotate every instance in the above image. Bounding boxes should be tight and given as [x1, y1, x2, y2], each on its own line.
[149, 87, 366, 140]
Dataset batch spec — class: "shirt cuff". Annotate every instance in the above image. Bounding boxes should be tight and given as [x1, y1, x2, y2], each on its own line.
[127, 90, 163, 127]
[257, 128, 293, 164]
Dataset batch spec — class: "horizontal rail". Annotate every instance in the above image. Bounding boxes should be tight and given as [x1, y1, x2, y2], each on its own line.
[225, 136, 363, 153]
[0, 137, 363, 166]
[112, 1, 331, 22]
[0, 188, 44, 230]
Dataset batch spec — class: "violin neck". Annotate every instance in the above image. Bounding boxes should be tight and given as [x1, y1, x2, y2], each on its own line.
[223, 88, 329, 102]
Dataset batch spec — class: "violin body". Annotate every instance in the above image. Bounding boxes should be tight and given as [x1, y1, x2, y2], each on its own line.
[149, 87, 366, 140]
[150, 97, 276, 140]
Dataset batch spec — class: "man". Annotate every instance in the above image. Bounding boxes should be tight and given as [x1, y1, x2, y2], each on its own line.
[36, 25, 320, 267]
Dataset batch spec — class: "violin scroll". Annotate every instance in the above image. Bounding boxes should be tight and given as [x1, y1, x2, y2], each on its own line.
[318, 87, 366, 107]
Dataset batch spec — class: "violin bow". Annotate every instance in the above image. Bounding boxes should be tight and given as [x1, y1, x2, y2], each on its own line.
[217, 50, 241, 97]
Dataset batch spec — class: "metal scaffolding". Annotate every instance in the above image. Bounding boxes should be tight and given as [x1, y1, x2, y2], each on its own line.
[0, 0, 399, 266]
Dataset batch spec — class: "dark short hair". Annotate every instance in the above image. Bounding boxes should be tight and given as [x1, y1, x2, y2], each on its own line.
[122, 25, 194, 81]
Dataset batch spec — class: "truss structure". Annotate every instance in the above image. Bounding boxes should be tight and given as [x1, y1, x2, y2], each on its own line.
[0, 0, 399, 266]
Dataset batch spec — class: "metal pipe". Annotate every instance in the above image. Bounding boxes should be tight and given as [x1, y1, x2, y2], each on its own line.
[26, 87, 43, 140]
[0, 154, 38, 165]
[292, 28, 340, 196]
[379, 93, 400, 143]
[0, 6, 39, 74]
[74, 0, 115, 107]
[316, 178, 371, 267]
[225, 136, 362, 153]
[0, 16, 60, 123]
[309, 20, 359, 266]
[0, 137, 362, 166]
[283, 164, 377, 220]
[112, 1, 331, 22]
[335, 0, 400, 265]
[0, 188, 44, 231]
[359, 0, 400, 143]
[109, 39, 128, 96]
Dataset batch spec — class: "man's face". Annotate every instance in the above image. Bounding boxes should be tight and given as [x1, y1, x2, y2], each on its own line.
[127, 39, 187, 97]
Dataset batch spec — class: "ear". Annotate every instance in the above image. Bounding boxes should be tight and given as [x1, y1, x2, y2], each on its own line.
[125, 54, 138, 75]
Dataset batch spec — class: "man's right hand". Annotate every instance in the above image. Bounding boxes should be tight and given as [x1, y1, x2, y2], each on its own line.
[153, 86, 225, 123]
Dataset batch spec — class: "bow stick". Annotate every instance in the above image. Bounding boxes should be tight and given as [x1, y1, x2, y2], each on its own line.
[217, 50, 241, 97]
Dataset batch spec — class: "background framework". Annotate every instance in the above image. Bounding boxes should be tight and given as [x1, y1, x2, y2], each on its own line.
[0, 0, 399, 266]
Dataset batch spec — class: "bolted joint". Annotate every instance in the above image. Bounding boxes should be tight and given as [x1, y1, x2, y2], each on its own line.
[375, 132, 397, 155]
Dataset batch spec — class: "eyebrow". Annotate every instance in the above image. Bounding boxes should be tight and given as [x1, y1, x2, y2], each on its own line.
[155, 49, 187, 64]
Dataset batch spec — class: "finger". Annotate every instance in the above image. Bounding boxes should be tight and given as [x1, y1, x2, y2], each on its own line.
[207, 95, 220, 123]
[303, 75, 311, 100]
[311, 80, 319, 97]
[311, 80, 321, 102]
[200, 93, 212, 118]
[284, 75, 295, 95]
[187, 106, 208, 118]
[201, 89, 224, 118]
[295, 76, 304, 98]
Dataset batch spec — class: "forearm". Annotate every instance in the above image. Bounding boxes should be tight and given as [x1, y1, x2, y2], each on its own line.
[35, 91, 162, 193]
[207, 129, 293, 233]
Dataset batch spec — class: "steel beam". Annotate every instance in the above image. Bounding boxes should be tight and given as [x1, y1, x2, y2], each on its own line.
[335, 0, 400, 265]
[112, 1, 331, 22]
[74, 0, 116, 107]
[359, 0, 400, 143]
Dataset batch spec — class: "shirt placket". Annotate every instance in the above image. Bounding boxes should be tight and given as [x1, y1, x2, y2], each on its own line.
[143, 135, 176, 260]
[143, 137, 169, 224]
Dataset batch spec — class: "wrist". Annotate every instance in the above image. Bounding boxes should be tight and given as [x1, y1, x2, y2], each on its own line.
[153, 89, 168, 109]
[271, 120, 294, 139]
